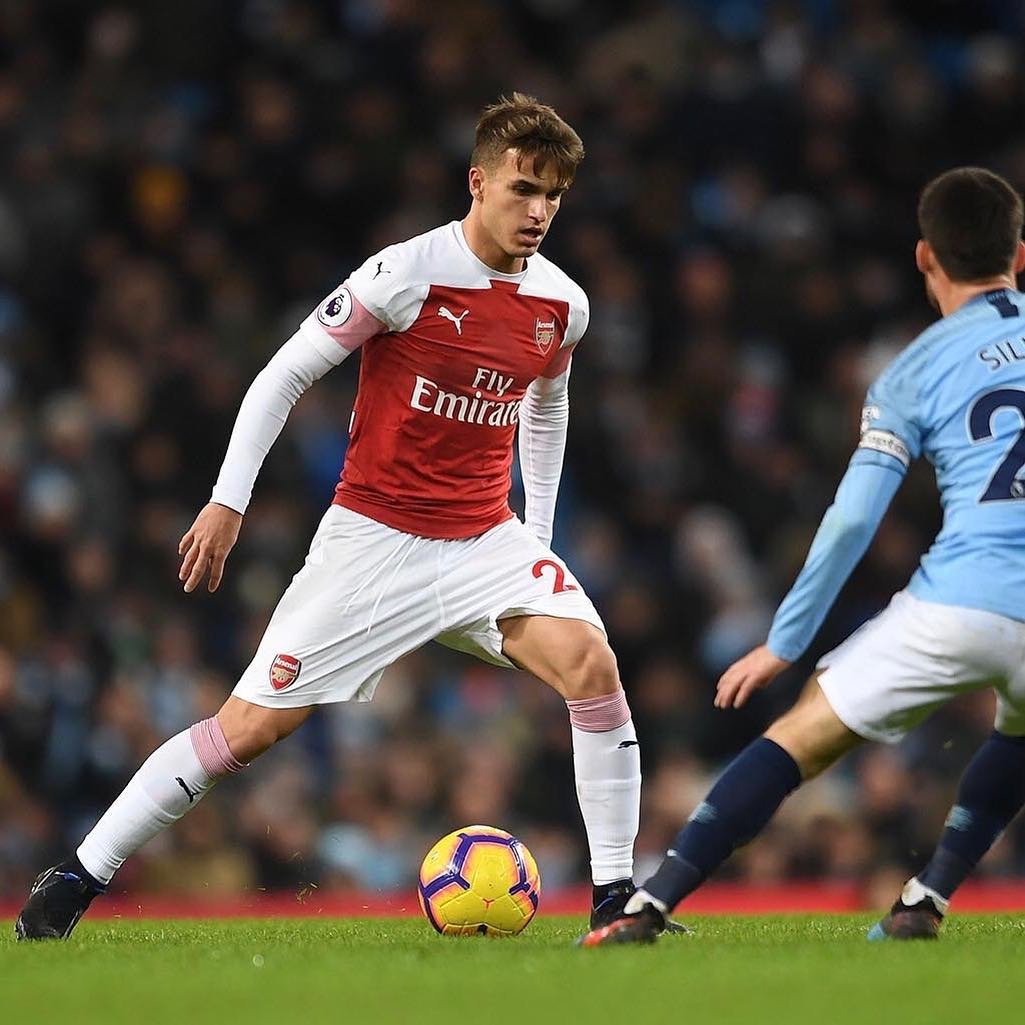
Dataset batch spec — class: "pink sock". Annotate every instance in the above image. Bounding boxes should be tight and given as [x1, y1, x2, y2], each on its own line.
[566, 689, 632, 732]
[190, 716, 246, 775]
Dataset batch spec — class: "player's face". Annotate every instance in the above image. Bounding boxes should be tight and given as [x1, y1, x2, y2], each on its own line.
[477, 149, 567, 261]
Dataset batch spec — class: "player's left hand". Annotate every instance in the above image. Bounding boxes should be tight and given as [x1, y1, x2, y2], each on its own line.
[715, 644, 791, 709]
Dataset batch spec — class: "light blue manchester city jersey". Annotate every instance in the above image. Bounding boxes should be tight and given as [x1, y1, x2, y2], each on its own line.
[855, 287, 1025, 622]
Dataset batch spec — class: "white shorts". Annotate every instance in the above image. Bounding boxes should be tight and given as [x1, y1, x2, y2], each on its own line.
[233, 506, 606, 708]
[817, 590, 1025, 744]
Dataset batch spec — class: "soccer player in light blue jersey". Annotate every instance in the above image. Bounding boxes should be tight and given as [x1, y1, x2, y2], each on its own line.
[580, 167, 1025, 946]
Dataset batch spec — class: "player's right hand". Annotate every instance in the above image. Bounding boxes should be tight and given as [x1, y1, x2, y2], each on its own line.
[715, 644, 791, 709]
[178, 503, 243, 593]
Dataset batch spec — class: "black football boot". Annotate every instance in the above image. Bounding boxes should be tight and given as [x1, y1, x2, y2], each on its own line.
[15, 860, 106, 941]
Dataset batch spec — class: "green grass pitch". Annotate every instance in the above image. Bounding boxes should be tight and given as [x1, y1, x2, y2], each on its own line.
[2, 915, 1022, 1025]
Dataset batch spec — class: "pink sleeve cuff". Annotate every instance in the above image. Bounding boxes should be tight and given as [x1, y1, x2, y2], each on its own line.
[312, 293, 386, 354]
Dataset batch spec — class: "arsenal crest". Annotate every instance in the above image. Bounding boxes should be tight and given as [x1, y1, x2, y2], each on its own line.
[270, 653, 301, 690]
[534, 317, 556, 355]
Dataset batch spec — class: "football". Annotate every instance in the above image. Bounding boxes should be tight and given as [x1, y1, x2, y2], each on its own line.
[417, 825, 541, 936]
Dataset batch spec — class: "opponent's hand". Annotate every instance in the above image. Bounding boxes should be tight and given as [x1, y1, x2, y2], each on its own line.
[715, 644, 791, 709]
[178, 503, 243, 593]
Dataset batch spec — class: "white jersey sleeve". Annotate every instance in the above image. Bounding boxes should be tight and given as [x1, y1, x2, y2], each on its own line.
[518, 363, 571, 548]
[516, 266, 587, 546]
[298, 242, 431, 359]
[303, 243, 430, 339]
[209, 330, 347, 515]
[214, 238, 436, 516]
[565, 289, 590, 347]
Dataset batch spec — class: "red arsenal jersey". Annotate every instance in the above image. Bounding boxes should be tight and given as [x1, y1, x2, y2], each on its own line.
[299, 222, 589, 539]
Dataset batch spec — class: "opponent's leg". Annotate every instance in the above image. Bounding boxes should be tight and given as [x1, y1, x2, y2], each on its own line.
[641, 676, 859, 910]
[579, 675, 863, 945]
[870, 730, 1025, 941]
[15, 697, 312, 940]
[500, 615, 645, 926]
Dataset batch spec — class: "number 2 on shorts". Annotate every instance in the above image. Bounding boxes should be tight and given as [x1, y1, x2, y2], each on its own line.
[532, 558, 578, 593]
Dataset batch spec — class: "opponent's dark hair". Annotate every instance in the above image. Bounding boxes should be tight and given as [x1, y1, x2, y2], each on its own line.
[918, 167, 1023, 281]
[472, 93, 584, 188]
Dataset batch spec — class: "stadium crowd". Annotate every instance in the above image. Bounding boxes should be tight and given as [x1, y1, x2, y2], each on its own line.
[3, 0, 1025, 902]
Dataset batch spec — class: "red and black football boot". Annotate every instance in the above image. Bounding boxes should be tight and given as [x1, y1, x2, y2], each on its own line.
[589, 880, 689, 934]
[578, 903, 667, 947]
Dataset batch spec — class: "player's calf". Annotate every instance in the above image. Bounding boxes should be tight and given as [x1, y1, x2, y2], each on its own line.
[763, 675, 863, 779]
[74, 714, 248, 890]
[15, 701, 311, 941]
[569, 690, 699, 931]
[217, 694, 314, 762]
[16, 715, 245, 941]
[566, 688, 641, 887]
[868, 731, 1025, 942]
[501, 617, 642, 890]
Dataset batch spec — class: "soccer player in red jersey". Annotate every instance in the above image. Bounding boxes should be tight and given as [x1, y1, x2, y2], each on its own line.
[17, 94, 654, 939]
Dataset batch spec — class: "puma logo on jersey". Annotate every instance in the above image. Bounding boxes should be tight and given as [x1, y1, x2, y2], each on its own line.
[438, 306, 470, 334]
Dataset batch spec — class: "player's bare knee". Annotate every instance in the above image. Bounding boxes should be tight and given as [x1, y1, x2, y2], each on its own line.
[217, 698, 310, 763]
[559, 637, 620, 700]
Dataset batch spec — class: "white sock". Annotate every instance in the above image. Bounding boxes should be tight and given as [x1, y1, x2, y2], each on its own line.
[77, 719, 243, 884]
[625, 888, 668, 915]
[567, 691, 641, 885]
[903, 877, 950, 915]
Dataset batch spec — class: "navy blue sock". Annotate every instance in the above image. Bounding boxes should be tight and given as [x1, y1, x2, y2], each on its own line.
[643, 737, 802, 910]
[918, 731, 1025, 901]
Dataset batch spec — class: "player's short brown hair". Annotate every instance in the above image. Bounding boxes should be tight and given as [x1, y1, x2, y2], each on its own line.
[918, 167, 1023, 282]
[471, 93, 584, 188]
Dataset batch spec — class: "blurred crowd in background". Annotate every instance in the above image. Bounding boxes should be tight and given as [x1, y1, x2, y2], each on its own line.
[3, 0, 1025, 904]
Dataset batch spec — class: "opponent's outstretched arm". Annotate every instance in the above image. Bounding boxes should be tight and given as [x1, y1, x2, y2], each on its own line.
[715, 454, 906, 708]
